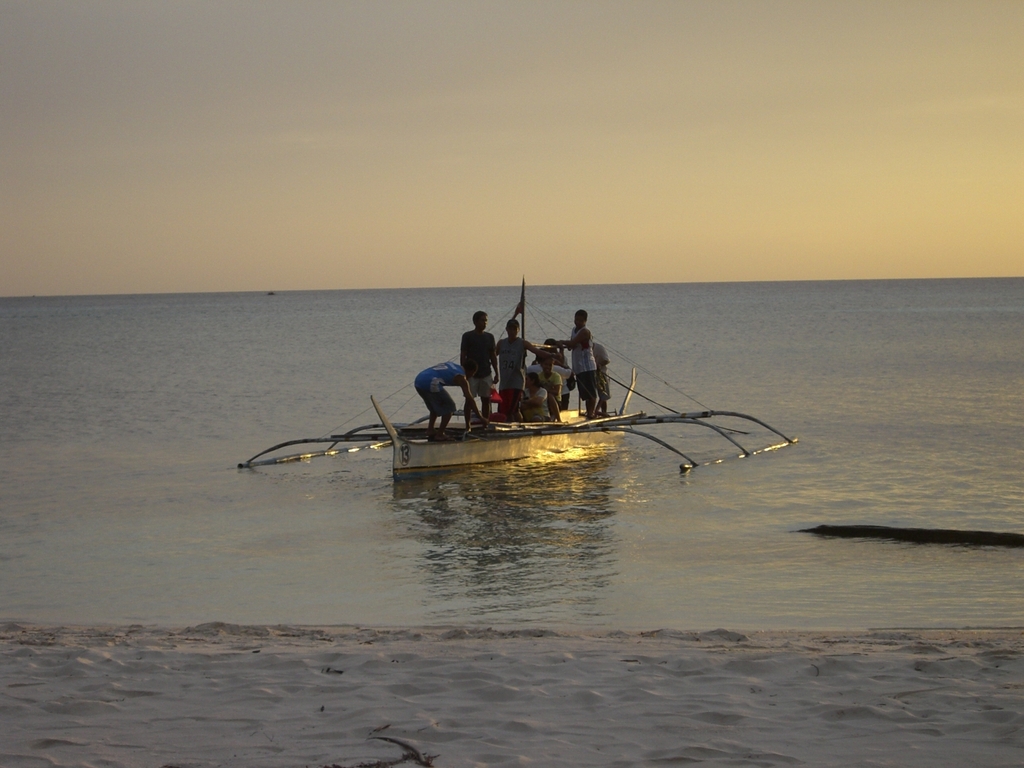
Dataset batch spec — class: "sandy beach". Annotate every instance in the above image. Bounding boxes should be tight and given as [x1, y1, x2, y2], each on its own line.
[2, 623, 1022, 767]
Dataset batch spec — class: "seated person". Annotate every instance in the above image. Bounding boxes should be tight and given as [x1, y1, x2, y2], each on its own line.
[519, 372, 549, 423]
[534, 355, 563, 420]
[529, 342, 573, 414]
[413, 359, 488, 440]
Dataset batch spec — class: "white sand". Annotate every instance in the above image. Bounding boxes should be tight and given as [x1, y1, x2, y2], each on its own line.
[2, 623, 1023, 767]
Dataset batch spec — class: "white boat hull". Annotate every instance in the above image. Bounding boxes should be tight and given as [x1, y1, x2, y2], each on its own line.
[394, 428, 622, 475]
[371, 397, 623, 476]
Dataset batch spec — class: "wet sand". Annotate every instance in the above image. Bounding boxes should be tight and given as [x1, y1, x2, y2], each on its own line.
[2, 622, 1022, 767]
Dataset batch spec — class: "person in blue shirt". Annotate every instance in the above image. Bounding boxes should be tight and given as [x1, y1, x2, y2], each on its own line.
[413, 359, 489, 441]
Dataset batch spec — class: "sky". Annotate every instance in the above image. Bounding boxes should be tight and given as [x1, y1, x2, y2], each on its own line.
[1, 1, 1022, 296]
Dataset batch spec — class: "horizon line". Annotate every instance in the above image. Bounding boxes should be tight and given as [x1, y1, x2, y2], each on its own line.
[4, 274, 1023, 301]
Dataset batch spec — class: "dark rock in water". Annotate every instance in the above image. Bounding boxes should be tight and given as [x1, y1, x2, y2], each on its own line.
[799, 525, 1024, 548]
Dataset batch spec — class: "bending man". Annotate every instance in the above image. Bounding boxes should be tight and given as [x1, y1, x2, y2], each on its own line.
[414, 359, 488, 441]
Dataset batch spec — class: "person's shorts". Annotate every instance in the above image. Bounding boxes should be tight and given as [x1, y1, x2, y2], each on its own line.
[597, 370, 610, 401]
[575, 370, 598, 401]
[467, 375, 492, 399]
[416, 387, 456, 417]
[497, 388, 523, 418]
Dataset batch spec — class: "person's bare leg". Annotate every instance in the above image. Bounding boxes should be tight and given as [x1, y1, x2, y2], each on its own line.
[547, 392, 561, 421]
[434, 412, 453, 440]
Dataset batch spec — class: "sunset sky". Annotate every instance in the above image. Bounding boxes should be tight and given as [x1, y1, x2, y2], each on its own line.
[2, 1, 1021, 296]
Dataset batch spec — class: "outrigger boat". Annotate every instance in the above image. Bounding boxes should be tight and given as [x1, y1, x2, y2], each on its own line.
[238, 281, 796, 477]
[369, 399, 795, 477]
[238, 373, 796, 477]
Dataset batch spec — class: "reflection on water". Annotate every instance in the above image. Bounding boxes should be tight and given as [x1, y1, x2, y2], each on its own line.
[389, 448, 620, 622]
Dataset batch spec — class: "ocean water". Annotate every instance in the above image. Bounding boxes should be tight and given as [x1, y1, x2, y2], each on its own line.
[1, 279, 1022, 630]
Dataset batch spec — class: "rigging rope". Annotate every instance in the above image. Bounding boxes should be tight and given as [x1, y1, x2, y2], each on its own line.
[524, 301, 710, 411]
[604, 372, 680, 413]
[318, 381, 417, 439]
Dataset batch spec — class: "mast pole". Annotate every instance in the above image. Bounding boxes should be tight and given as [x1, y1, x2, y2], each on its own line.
[519, 277, 526, 340]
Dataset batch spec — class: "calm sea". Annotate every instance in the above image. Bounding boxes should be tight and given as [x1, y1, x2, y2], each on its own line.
[2, 279, 1022, 630]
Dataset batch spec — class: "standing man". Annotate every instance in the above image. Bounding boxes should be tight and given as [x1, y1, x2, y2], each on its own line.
[593, 341, 611, 416]
[414, 360, 488, 441]
[558, 309, 598, 419]
[495, 317, 547, 421]
[460, 311, 499, 420]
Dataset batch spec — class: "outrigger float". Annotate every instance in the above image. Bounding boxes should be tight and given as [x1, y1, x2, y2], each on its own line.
[237, 374, 796, 477]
